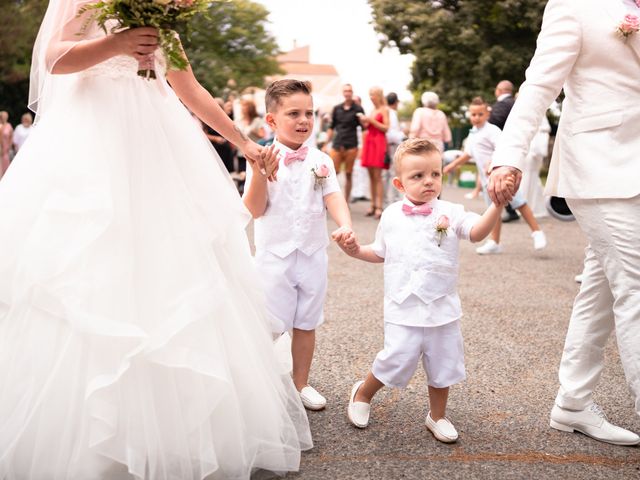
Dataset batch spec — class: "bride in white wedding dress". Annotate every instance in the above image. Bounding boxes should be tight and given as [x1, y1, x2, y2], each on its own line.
[0, 1, 312, 479]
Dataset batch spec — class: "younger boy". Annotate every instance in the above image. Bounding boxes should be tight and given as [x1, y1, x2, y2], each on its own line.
[444, 96, 547, 254]
[244, 79, 353, 410]
[336, 138, 503, 442]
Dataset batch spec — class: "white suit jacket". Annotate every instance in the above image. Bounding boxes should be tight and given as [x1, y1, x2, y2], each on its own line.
[492, 0, 640, 199]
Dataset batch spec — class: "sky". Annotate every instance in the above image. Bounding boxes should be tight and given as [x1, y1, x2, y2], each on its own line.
[254, 0, 415, 111]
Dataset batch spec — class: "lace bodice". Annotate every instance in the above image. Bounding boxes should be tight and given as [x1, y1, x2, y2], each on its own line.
[81, 54, 166, 80]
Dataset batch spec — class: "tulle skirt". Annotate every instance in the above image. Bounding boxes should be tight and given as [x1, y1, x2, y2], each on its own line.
[0, 65, 311, 479]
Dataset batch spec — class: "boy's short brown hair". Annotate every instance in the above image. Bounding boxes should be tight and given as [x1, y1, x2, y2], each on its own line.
[265, 79, 312, 113]
[470, 96, 488, 107]
[393, 138, 440, 173]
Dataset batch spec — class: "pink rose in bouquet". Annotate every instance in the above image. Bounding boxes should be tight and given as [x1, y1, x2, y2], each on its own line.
[617, 14, 640, 39]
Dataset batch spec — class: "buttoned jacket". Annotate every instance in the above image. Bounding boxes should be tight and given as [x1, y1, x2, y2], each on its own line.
[492, 0, 640, 199]
[372, 199, 479, 306]
[248, 141, 340, 258]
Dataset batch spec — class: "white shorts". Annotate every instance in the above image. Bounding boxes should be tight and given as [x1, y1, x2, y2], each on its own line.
[372, 321, 465, 389]
[255, 249, 327, 333]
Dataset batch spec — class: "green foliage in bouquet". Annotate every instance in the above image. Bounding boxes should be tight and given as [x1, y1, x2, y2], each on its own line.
[79, 0, 210, 73]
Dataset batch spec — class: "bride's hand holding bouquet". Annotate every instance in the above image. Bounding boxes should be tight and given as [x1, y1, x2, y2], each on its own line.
[80, 0, 209, 79]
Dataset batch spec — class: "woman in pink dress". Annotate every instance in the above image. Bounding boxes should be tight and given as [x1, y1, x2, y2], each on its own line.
[409, 91, 451, 153]
[0, 111, 13, 178]
[360, 87, 389, 219]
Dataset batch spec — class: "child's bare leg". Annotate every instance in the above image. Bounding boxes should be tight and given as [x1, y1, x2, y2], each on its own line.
[490, 217, 502, 244]
[354, 371, 385, 403]
[428, 385, 450, 420]
[516, 203, 542, 232]
[291, 328, 315, 391]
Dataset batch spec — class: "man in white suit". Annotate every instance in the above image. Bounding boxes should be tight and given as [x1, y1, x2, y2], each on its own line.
[489, 0, 640, 446]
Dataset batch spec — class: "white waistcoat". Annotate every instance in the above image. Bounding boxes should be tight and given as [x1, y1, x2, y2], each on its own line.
[373, 199, 479, 306]
[251, 143, 340, 258]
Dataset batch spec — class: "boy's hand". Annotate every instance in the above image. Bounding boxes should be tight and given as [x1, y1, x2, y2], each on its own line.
[331, 225, 353, 243]
[332, 228, 359, 256]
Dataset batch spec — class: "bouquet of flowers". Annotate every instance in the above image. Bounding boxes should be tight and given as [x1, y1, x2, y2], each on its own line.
[79, 0, 209, 79]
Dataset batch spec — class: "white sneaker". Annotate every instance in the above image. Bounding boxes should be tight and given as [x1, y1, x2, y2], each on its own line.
[299, 385, 326, 411]
[532, 230, 547, 250]
[476, 239, 502, 255]
[347, 381, 370, 428]
[550, 403, 640, 446]
[425, 412, 458, 443]
[464, 192, 477, 200]
[574, 273, 583, 283]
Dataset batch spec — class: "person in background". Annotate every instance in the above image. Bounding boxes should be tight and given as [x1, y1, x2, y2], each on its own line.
[325, 84, 365, 202]
[12, 113, 34, 154]
[360, 86, 389, 219]
[489, 80, 520, 223]
[409, 91, 451, 153]
[384, 92, 405, 206]
[204, 98, 235, 173]
[0, 111, 13, 177]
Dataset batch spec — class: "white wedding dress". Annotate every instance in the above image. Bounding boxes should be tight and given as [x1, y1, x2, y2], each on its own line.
[0, 49, 312, 479]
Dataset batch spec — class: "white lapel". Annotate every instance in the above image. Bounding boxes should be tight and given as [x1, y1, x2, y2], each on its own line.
[602, 0, 640, 63]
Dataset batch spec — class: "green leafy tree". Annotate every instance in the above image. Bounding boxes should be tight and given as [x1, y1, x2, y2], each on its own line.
[0, 0, 48, 119]
[181, 0, 282, 97]
[369, 0, 547, 116]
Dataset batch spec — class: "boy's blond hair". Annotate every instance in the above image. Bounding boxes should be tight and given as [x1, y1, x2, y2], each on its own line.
[265, 79, 312, 113]
[393, 138, 440, 173]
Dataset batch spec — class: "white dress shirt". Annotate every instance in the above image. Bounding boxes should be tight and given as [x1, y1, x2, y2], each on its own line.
[245, 139, 340, 258]
[464, 122, 502, 186]
[372, 198, 480, 327]
[386, 109, 404, 145]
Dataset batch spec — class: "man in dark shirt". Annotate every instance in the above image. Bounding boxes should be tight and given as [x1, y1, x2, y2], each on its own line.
[489, 80, 519, 222]
[324, 84, 365, 201]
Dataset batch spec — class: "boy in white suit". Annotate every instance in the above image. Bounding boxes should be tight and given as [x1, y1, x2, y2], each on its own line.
[244, 79, 353, 411]
[489, 0, 640, 445]
[336, 139, 502, 442]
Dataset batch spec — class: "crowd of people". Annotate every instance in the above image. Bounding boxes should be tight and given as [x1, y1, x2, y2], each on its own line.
[0, 111, 34, 179]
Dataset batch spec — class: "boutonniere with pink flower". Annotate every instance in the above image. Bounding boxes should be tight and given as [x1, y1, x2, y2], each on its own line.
[435, 215, 449, 247]
[617, 14, 640, 40]
[311, 164, 330, 190]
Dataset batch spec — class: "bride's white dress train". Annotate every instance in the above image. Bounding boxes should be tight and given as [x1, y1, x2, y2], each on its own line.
[0, 55, 311, 479]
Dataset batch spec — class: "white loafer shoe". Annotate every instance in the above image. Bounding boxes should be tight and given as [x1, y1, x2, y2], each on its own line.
[532, 230, 547, 250]
[475, 239, 502, 255]
[425, 412, 458, 443]
[299, 385, 326, 411]
[347, 381, 370, 428]
[550, 403, 640, 446]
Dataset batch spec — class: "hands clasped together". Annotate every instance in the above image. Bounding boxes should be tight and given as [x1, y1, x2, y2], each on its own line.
[332, 226, 359, 256]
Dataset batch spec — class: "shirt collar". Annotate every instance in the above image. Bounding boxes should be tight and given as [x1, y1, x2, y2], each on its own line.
[403, 196, 438, 209]
[497, 93, 512, 102]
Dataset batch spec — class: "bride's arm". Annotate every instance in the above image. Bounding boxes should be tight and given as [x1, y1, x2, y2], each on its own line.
[167, 66, 262, 163]
[52, 27, 159, 74]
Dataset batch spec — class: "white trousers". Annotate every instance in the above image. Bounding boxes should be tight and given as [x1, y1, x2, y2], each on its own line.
[556, 195, 640, 416]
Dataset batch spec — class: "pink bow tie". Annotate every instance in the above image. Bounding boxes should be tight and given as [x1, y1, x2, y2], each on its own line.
[402, 203, 433, 216]
[283, 146, 308, 166]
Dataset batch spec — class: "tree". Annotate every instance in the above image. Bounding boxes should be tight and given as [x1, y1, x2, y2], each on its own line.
[0, 0, 48, 119]
[0, 0, 281, 118]
[369, 0, 547, 117]
[182, 0, 282, 97]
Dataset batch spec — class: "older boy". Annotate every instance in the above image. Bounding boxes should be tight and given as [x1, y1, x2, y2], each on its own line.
[244, 79, 353, 410]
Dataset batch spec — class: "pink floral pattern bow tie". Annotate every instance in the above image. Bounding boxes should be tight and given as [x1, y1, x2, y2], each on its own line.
[402, 203, 433, 216]
[283, 146, 308, 166]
